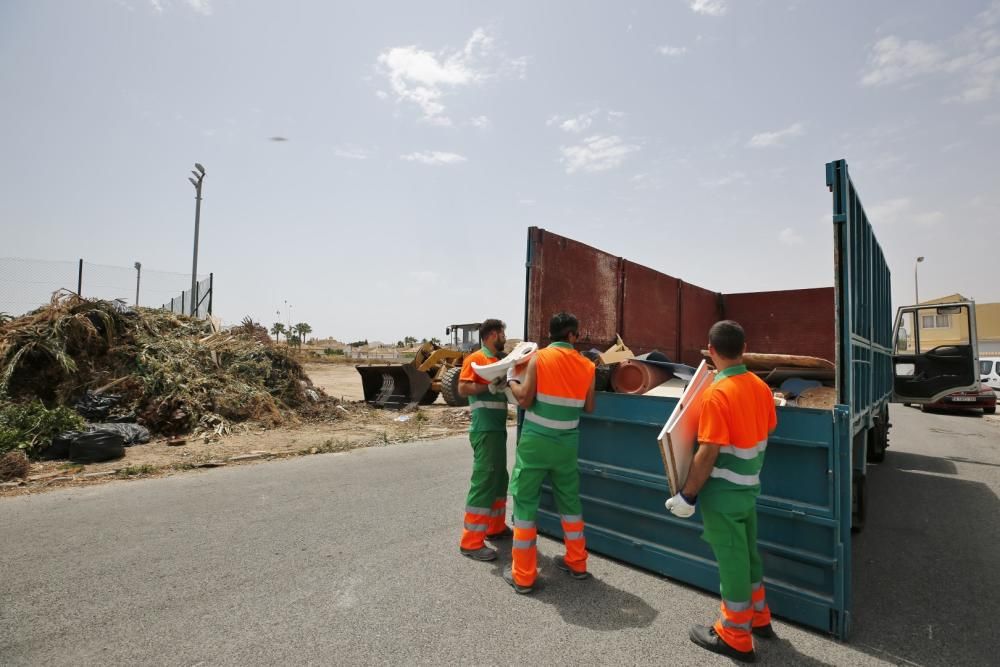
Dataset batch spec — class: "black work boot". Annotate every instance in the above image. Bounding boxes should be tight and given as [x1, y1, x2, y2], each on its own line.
[689, 624, 756, 663]
[752, 623, 777, 639]
[502, 566, 536, 594]
[460, 545, 497, 561]
[486, 526, 513, 540]
[554, 556, 592, 580]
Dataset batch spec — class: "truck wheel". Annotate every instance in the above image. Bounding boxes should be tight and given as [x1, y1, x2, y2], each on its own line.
[866, 406, 889, 463]
[851, 473, 867, 534]
[419, 390, 440, 405]
[440, 367, 463, 407]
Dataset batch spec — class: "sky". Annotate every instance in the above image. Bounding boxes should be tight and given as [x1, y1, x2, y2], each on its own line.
[1, 0, 998, 343]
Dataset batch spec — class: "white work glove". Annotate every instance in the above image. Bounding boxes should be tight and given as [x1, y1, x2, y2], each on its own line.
[665, 492, 697, 518]
[488, 377, 507, 395]
[507, 364, 527, 384]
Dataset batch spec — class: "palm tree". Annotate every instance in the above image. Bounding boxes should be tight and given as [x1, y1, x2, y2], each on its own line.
[270, 322, 286, 344]
[294, 323, 312, 349]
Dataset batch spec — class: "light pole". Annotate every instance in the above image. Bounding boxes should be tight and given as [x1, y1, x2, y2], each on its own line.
[134, 262, 142, 307]
[914, 256, 925, 305]
[188, 163, 206, 316]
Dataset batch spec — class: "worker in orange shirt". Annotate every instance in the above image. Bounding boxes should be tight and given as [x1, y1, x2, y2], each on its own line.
[458, 319, 513, 562]
[665, 320, 777, 663]
[504, 312, 596, 593]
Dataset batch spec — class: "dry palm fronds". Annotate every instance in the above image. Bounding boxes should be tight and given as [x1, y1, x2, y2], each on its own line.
[0, 294, 324, 438]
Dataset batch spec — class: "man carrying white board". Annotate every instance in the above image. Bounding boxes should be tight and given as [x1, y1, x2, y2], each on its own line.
[665, 320, 777, 663]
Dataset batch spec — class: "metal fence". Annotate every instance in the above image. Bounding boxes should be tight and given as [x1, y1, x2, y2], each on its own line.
[162, 274, 214, 318]
[0, 257, 211, 318]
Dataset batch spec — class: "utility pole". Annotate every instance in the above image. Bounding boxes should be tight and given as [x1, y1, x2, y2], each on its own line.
[134, 262, 142, 306]
[188, 163, 206, 316]
[915, 256, 925, 306]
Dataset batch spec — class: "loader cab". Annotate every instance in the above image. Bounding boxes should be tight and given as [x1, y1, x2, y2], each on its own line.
[891, 301, 980, 403]
[445, 323, 482, 353]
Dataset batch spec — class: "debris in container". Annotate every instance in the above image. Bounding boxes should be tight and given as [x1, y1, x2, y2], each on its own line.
[598, 334, 634, 365]
[701, 350, 834, 372]
[611, 359, 674, 394]
[644, 378, 688, 398]
[779, 378, 823, 399]
[795, 386, 837, 410]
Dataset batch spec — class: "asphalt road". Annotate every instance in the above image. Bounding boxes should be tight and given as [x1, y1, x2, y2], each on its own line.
[2, 406, 997, 666]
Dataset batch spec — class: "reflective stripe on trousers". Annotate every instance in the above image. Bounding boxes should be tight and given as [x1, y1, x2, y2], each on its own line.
[709, 467, 760, 486]
[511, 520, 538, 586]
[714, 599, 754, 653]
[560, 514, 587, 574]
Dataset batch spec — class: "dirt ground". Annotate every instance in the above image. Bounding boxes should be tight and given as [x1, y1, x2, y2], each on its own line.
[301, 361, 367, 401]
[1, 363, 496, 497]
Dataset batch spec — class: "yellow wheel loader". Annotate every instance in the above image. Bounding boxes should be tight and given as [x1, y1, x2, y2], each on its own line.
[356, 323, 481, 408]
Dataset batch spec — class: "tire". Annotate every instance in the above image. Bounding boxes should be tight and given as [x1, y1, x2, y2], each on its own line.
[418, 390, 440, 406]
[851, 473, 867, 534]
[440, 367, 463, 407]
[866, 406, 889, 464]
[985, 406, 996, 415]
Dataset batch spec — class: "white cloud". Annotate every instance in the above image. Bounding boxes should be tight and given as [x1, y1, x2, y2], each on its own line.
[869, 200, 943, 227]
[860, 36, 947, 87]
[778, 228, 804, 246]
[334, 146, 372, 160]
[689, 0, 727, 17]
[747, 122, 804, 148]
[868, 198, 911, 225]
[375, 90, 389, 100]
[914, 210, 944, 226]
[376, 28, 525, 125]
[400, 151, 467, 166]
[860, 2, 1000, 103]
[518, 199, 536, 205]
[469, 115, 492, 129]
[701, 171, 746, 188]
[561, 135, 640, 174]
[548, 109, 600, 133]
[658, 45, 688, 56]
[185, 0, 211, 14]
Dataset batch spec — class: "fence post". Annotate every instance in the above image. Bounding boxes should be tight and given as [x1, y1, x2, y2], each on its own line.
[208, 273, 213, 316]
[181, 291, 185, 315]
[77, 259, 83, 296]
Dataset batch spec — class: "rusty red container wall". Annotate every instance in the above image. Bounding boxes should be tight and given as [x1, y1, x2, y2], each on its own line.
[525, 228, 831, 365]
[723, 288, 836, 361]
[679, 282, 723, 366]
[620, 260, 680, 358]
[526, 227, 622, 349]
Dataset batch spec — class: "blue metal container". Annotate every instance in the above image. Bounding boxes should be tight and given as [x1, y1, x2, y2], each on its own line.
[527, 159, 890, 639]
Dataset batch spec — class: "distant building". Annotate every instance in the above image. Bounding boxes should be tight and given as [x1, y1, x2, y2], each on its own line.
[915, 294, 1000, 356]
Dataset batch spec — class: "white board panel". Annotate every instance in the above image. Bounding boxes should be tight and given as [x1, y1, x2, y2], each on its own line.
[656, 360, 713, 496]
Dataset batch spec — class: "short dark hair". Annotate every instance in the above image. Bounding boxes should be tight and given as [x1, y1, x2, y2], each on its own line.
[549, 312, 579, 342]
[709, 320, 745, 360]
[479, 319, 506, 343]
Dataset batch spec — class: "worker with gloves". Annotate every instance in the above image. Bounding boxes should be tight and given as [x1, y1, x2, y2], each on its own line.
[458, 319, 513, 561]
[665, 320, 777, 663]
[504, 312, 596, 593]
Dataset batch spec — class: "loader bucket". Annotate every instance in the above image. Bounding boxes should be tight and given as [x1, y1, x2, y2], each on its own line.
[355, 364, 433, 409]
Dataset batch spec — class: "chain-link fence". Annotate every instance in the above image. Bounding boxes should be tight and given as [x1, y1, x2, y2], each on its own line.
[0, 257, 211, 318]
[162, 275, 214, 318]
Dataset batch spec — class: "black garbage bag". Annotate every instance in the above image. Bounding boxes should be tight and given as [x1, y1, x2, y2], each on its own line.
[88, 423, 151, 446]
[68, 431, 125, 464]
[39, 432, 79, 460]
[74, 391, 122, 421]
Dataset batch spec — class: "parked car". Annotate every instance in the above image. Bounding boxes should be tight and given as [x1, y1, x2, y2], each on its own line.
[921, 382, 996, 414]
[980, 358, 1000, 394]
